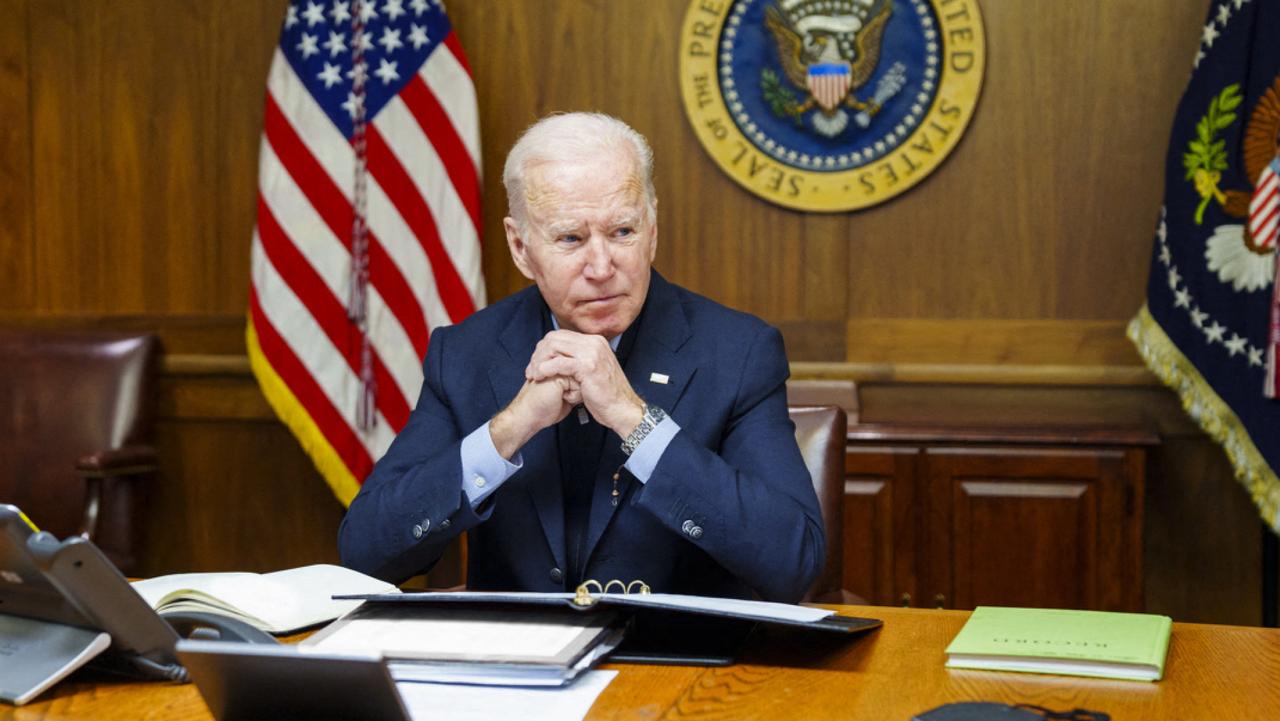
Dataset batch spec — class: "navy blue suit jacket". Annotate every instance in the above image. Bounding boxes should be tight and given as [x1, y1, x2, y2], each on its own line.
[338, 271, 825, 602]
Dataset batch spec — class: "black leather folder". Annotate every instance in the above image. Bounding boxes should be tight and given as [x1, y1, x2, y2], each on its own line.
[333, 589, 882, 666]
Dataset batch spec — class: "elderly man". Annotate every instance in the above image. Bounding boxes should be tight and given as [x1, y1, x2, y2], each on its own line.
[338, 113, 824, 603]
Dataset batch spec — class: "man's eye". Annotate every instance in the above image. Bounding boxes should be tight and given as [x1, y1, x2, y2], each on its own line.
[615, 227, 634, 238]
[558, 235, 582, 245]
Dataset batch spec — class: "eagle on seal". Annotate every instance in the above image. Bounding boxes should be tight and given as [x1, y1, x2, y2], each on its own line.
[763, 0, 898, 137]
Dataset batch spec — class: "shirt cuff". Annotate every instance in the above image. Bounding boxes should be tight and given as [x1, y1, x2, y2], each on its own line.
[623, 415, 680, 483]
[460, 421, 523, 505]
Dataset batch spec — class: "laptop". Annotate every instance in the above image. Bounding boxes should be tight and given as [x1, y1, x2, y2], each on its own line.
[177, 641, 412, 721]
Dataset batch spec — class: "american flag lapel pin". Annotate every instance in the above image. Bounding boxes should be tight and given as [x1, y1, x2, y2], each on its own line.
[649, 372, 670, 385]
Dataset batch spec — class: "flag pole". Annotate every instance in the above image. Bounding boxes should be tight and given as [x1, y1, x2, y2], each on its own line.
[1264, 523, 1278, 628]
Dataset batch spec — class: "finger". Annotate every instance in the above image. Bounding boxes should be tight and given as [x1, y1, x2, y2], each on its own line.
[526, 347, 570, 378]
[536, 330, 611, 360]
[533, 356, 583, 380]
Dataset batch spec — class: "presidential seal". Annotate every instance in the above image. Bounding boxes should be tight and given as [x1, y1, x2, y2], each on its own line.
[680, 0, 985, 212]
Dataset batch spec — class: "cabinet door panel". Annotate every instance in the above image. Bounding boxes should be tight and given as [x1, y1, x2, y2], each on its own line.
[955, 479, 1097, 609]
[844, 447, 918, 605]
[925, 448, 1133, 611]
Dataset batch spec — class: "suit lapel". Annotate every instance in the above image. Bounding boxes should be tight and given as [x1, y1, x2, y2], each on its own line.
[582, 272, 694, 566]
[488, 289, 567, 572]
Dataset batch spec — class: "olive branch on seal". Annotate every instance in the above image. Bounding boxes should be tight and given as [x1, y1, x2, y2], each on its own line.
[761, 69, 805, 126]
[1183, 84, 1242, 225]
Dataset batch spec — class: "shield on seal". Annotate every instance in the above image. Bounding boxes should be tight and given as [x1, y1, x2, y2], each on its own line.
[806, 62, 852, 112]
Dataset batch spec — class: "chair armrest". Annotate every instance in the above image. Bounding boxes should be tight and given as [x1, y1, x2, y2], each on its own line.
[75, 445, 156, 546]
[75, 445, 158, 477]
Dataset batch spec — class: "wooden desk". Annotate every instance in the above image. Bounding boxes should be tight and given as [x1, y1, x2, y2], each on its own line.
[4, 606, 1277, 720]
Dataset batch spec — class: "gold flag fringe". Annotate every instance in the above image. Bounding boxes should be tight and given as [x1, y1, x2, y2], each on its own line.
[1128, 304, 1280, 533]
[246, 317, 362, 508]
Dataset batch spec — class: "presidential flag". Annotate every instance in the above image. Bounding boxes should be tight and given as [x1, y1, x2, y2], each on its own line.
[247, 0, 484, 505]
[1128, 0, 1280, 531]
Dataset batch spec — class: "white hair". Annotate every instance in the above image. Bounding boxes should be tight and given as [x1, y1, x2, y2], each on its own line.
[502, 112, 656, 231]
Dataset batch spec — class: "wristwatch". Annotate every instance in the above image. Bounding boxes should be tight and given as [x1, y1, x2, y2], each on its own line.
[620, 403, 666, 456]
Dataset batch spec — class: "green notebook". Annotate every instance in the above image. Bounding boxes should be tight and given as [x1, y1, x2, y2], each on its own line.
[944, 606, 1173, 682]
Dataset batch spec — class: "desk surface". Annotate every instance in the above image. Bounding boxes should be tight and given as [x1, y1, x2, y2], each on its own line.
[3, 605, 1278, 720]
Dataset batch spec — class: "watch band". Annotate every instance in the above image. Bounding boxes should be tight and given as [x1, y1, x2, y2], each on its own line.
[620, 403, 666, 456]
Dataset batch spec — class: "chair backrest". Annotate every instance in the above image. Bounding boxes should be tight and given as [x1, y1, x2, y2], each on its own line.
[0, 329, 157, 561]
[789, 405, 847, 602]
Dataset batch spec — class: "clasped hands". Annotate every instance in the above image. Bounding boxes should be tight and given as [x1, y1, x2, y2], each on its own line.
[489, 330, 645, 460]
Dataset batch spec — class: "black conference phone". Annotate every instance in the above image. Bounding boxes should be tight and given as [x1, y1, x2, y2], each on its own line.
[0, 504, 275, 702]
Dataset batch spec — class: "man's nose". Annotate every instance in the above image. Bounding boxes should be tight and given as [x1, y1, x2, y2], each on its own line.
[581, 236, 614, 280]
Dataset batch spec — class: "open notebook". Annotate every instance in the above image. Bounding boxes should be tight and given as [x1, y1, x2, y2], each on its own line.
[132, 564, 397, 635]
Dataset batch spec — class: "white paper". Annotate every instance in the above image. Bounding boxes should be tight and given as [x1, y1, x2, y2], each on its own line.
[385, 626, 624, 687]
[607, 593, 834, 623]
[310, 616, 591, 660]
[396, 670, 617, 721]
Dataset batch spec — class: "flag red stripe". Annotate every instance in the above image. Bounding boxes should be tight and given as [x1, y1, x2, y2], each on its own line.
[250, 289, 374, 480]
[1251, 183, 1278, 220]
[263, 93, 431, 357]
[1252, 205, 1279, 245]
[256, 197, 412, 429]
[444, 32, 473, 76]
[1255, 201, 1279, 228]
[366, 124, 477, 323]
[398, 74, 483, 238]
[1258, 169, 1278, 193]
[1252, 173, 1278, 212]
[1252, 189, 1278, 214]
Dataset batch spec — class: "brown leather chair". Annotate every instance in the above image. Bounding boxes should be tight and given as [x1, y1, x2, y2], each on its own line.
[789, 404, 858, 604]
[0, 329, 159, 574]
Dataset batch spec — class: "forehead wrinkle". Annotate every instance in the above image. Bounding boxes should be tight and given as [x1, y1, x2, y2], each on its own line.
[522, 185, 645, 234]
[523, 151, 646, 205]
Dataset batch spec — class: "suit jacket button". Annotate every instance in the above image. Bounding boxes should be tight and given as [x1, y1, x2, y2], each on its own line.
[681, 520, 695, 534]
[440, 518, 451, 529]
[412, 524, 424, 539]
[550, 567, 563, 584]
[689, 525, 704, 539]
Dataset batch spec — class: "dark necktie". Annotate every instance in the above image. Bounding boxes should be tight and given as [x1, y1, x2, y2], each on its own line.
[556, 320, 640, 589]
[558, 406, 605, 588]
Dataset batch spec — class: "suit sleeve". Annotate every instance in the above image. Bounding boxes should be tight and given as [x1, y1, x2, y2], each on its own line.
[629, 324, 826, 603]
[338, 327, 491, 583]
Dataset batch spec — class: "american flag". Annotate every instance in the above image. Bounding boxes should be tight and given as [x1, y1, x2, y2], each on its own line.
[1132, 0, 1280, 532]
[247, 0, 484, 505]
[1250, 158, 1280, 252]
[1255, 158, 1279, 397]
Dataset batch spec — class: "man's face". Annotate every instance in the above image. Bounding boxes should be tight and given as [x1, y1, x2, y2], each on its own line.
[504, 152, 657, 339]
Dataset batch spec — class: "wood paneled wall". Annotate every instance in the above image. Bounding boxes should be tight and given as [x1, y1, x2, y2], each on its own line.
[0, 0, 1207, 338]
[4, 0, 1271, 623]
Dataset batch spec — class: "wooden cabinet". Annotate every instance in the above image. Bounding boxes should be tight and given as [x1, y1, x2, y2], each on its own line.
[841, 425, 1154, 612]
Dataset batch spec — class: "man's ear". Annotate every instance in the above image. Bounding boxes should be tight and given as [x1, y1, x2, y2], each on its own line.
[504, 217, 536, 280]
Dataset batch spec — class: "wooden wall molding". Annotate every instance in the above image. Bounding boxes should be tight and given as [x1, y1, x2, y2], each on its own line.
[793, 361, 1156, 387]
[843, 318, 1145, 367]
[0, 314, 1158, 387]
